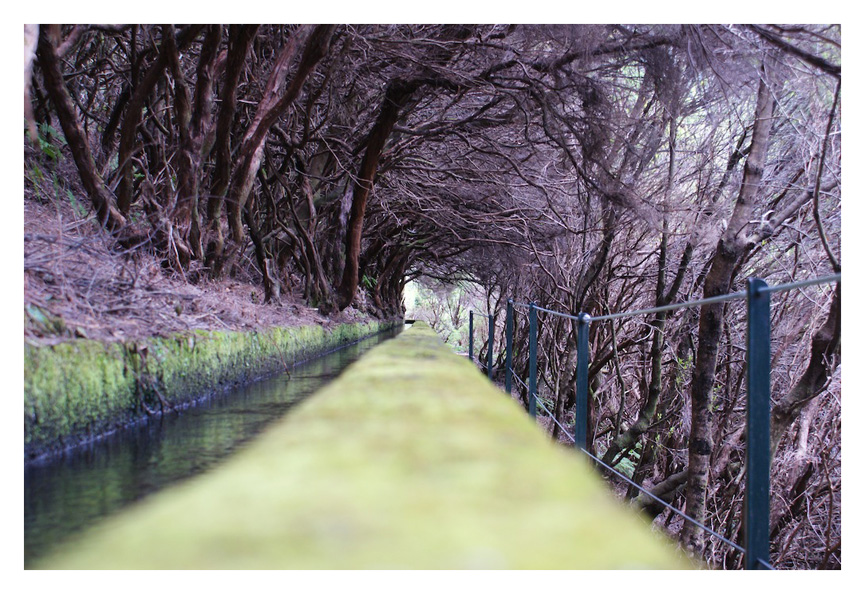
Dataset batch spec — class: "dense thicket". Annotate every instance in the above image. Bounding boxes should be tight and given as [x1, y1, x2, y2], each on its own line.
[26, 24, 840, 568]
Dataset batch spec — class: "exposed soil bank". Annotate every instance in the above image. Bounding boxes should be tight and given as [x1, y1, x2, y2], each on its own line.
[35, 322, 692, 569]
[25, 319, 399, 462]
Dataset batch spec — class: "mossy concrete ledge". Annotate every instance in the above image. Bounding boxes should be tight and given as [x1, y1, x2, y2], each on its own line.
[25, 319, 396, 461]
[36, 321, 693, 569]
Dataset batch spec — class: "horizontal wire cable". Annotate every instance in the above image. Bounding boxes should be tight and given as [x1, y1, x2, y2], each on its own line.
[533, 305, 583, 322]
[509, 367, 575, 442]
[534, 398, 576, 442]
[758, 273, 840, 295]
[578, 447, 747, 555]
[505, 365, 772, 567]
[509, 366, 530, 392]
[516, 274, 841, 324]
[589, 291, 747, 322]
[499, 276, 836, 570]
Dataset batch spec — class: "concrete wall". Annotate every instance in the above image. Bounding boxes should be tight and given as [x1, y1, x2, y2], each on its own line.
[35, 322, 692, 569]
[25, 320, 397, 461]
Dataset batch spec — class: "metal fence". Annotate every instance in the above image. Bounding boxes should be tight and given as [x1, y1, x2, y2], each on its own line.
[468, 310, 495, 380]
[469, 273, 840, 570]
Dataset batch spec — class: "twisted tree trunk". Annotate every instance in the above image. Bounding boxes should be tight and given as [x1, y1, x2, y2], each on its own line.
[116, 25, 203, 215]
[681, 76, 774, 554]
[335, 79, 420, 311]
[37, 25, 127, 231]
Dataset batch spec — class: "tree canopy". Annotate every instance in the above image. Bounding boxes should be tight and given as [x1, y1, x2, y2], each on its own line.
[27, 24, 841, 568]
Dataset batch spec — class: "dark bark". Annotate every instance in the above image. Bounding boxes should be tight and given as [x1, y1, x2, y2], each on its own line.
[116, 25, 203, 214]
[681, 76, 774, 554]
[204, 25, 259, 275]
[633, 470, 689, 518]
[335, 79, 421, 311]
[165, 24, 222, 261]
[274, 162, 332, 308]
[770, 285, 840, 454]
[225, 25, 336, 245]
[37, 25, 126, 231]
[603, 230, 692, 467]
[748, 25, 841, 78]
[243, 200, 280, 303]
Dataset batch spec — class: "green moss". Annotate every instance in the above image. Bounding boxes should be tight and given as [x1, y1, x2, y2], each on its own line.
[36, 322, 693, 569]
[24, 340, 137, 452]
[25, 320, 395, 459]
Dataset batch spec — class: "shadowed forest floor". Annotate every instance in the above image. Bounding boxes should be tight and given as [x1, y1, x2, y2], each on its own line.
[24, 149, 370, 347]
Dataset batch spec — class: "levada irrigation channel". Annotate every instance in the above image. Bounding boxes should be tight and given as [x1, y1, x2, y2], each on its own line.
[24, 326, 401, 567]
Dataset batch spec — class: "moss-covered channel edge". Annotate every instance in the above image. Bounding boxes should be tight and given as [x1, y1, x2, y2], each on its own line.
[35, 321, 693, 569]
[25, 319, 399, 461]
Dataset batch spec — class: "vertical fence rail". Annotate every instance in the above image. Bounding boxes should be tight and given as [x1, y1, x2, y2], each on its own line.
[746, 278, 771, 570]
[528, 303, 538, 418]
[574, 313, 590, 451]
[505, 300, 514, 395]
[468, 311, 474, 361]
[487, 313, 494, 379]
[464, 272, 837, 569]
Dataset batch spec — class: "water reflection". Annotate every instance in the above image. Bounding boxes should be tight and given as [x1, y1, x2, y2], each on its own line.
[24, 328, 398, 567]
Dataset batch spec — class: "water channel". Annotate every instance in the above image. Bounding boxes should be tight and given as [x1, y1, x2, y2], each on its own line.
[24, 326, 400, 567]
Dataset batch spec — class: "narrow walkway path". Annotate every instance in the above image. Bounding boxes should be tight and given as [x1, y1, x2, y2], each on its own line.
[37, 322, 691, 569]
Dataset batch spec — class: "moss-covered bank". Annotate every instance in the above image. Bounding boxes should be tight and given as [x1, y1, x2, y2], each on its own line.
[36, 322, 692, 569]
[25, 319, 397, 461]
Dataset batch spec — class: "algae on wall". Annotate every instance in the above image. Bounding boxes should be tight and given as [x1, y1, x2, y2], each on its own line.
[25, 320, 394, 460]
[36, 322, 693, 569]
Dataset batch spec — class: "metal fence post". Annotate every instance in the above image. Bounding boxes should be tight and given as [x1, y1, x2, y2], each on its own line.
[487, 313, 495, 379]
[746, 277, 771, 570]
[505, 300, 514, 395]
[574, 313, 590, 451]
[469, 311, 474, 361]
[528, 302, 538, 418]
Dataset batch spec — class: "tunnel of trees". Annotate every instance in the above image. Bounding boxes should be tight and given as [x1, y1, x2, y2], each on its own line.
[25, 24, 840, 569]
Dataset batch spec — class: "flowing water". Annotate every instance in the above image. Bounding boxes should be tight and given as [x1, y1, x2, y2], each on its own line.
[24, 327, 400, 567]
